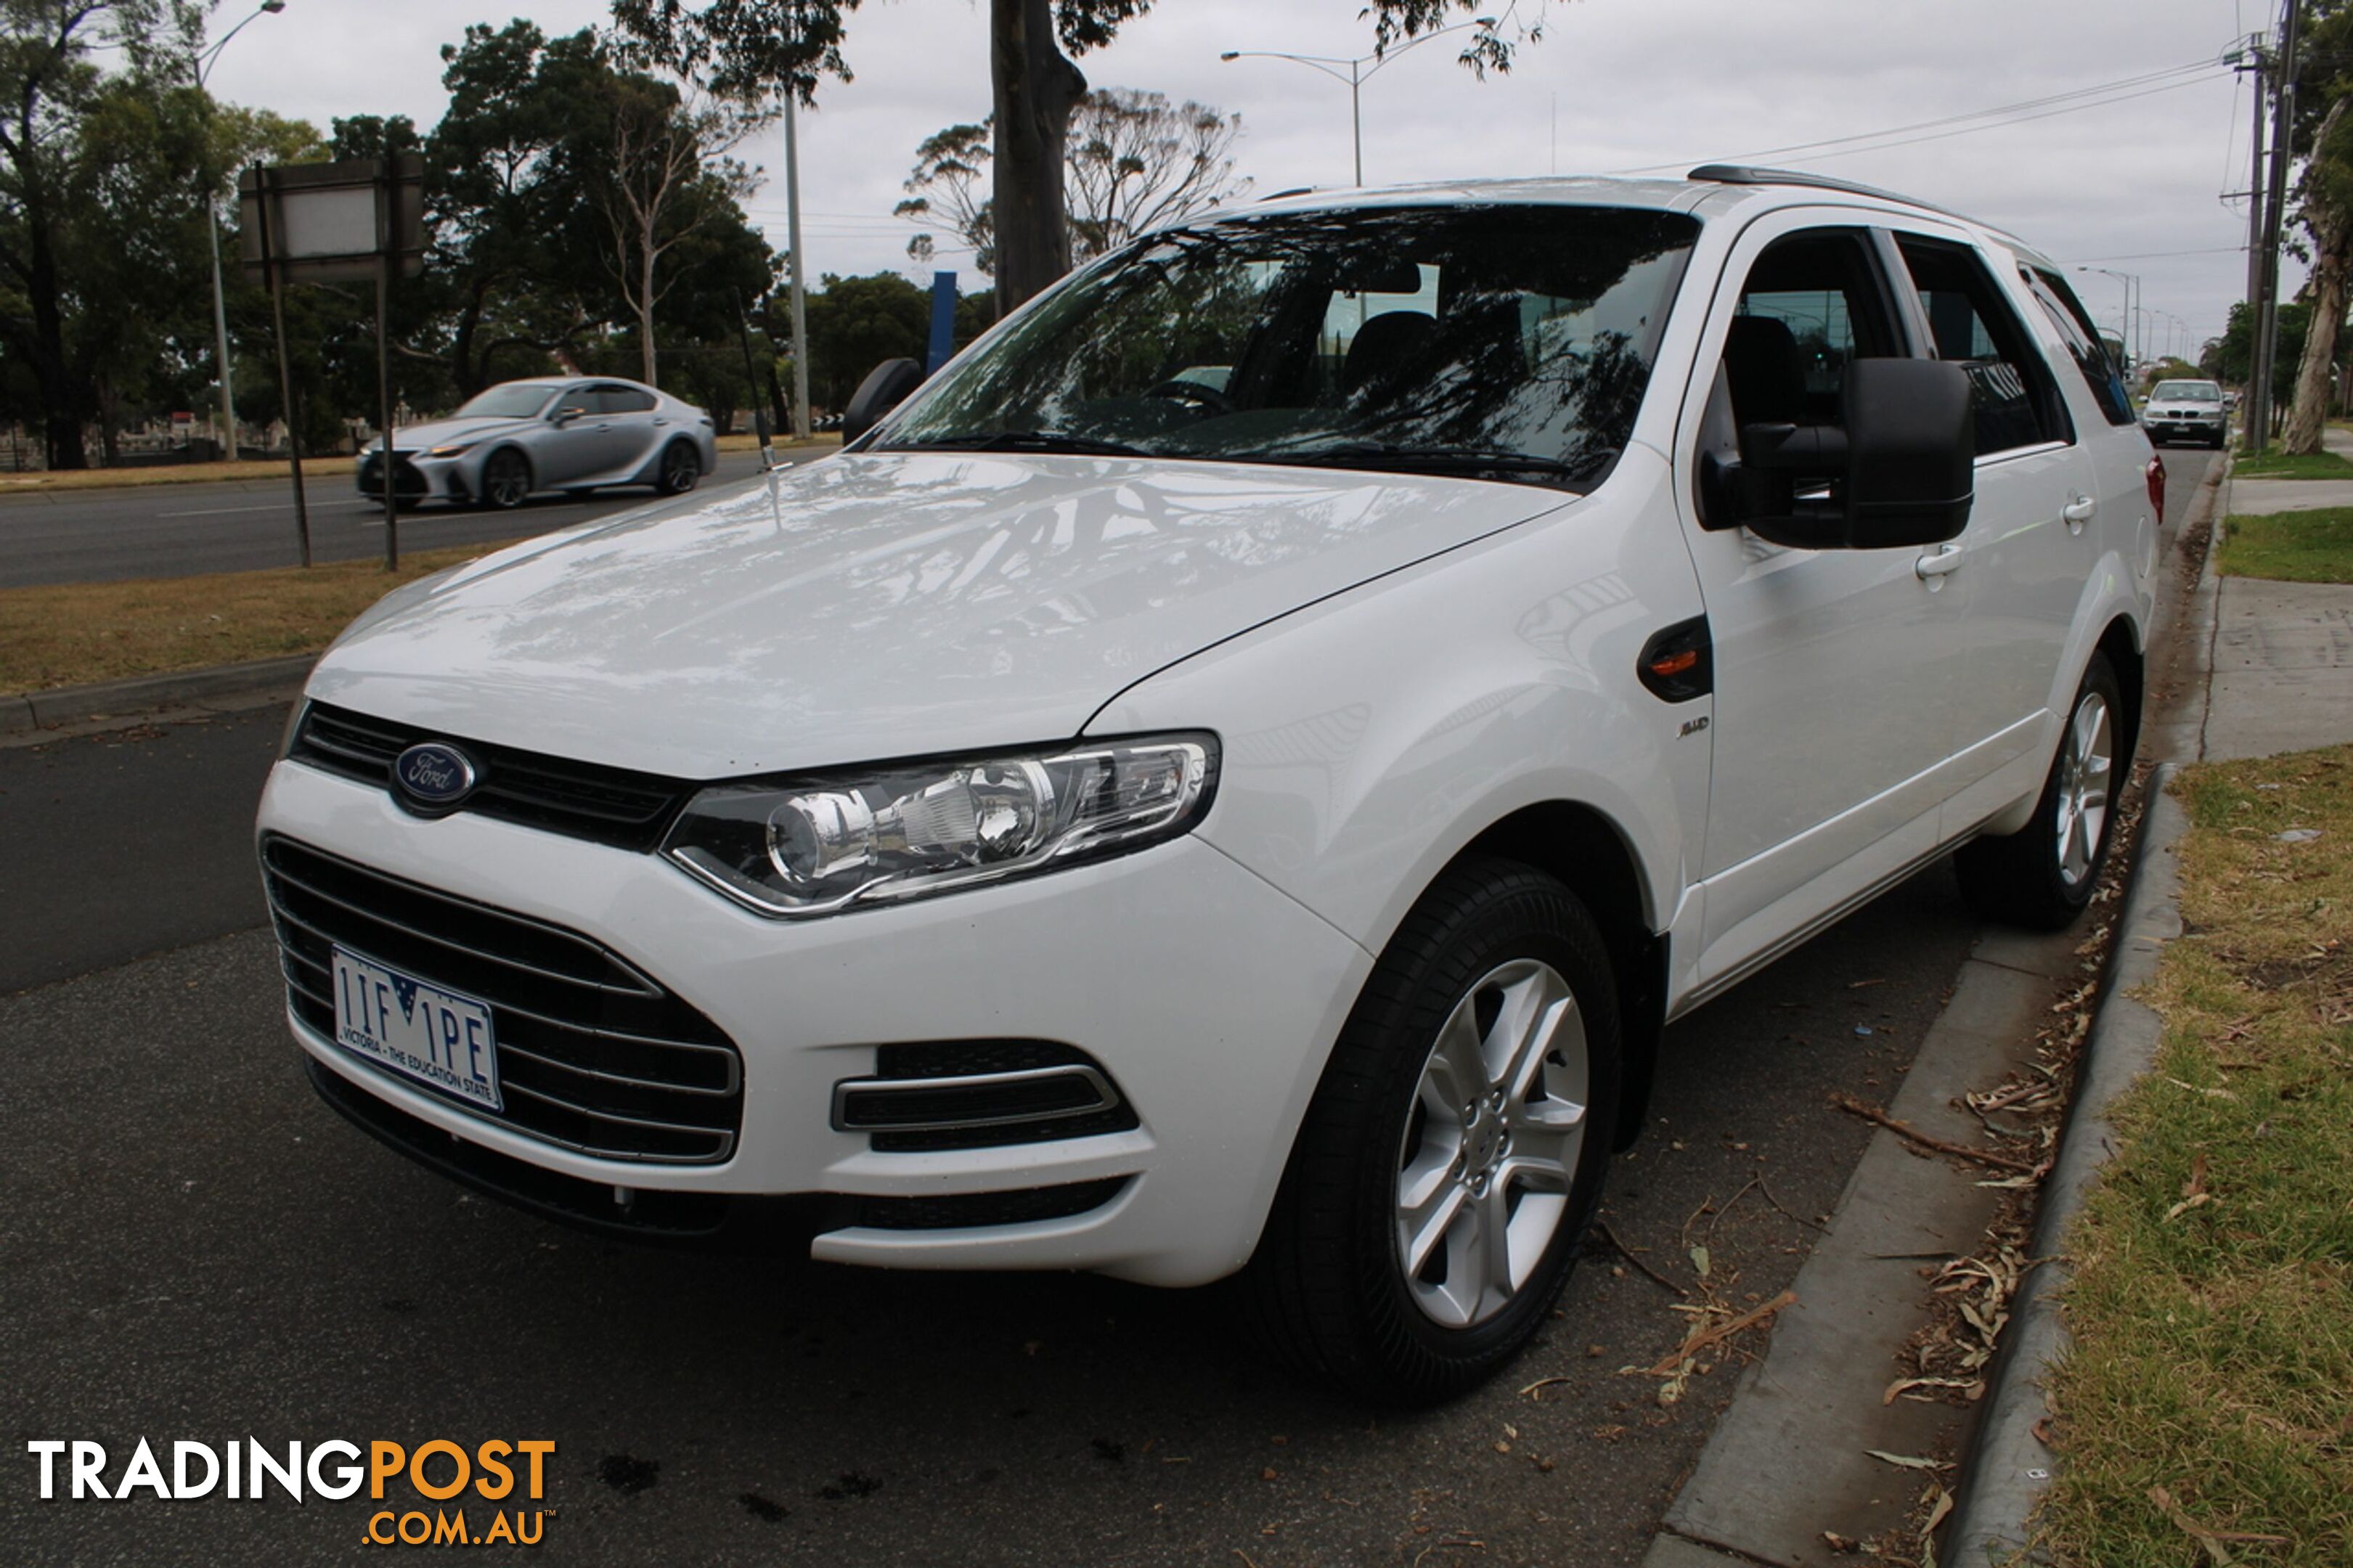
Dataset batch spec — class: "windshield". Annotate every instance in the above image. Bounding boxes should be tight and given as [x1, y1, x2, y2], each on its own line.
[455, 384, 560, 420]
[873, 204, 1702, 487]
[2152, 380, 2221, 403]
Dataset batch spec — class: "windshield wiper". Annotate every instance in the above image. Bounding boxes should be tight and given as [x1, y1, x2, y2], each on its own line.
[1233, 443, 1610, 487]
[891, 430, 1157, 457]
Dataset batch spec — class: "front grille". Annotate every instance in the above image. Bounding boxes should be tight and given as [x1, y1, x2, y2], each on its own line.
[358, 452, 430, 499]
[290, 703, 691, 853]
[839, 1040, 1142, 1153]
[264, 835, 743, 1164]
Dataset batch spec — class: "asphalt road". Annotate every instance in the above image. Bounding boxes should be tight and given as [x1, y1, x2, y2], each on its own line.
[0, 446, 806, 588]
[0, 454, 2211, 1566]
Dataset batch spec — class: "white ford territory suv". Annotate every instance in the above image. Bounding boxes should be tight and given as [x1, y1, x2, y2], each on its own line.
[258, 167, 2162, 1402]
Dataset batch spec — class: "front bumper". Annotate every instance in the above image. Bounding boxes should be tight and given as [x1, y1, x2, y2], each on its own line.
[2144, 415, 2225, 444]
[359, 450, 470, 504]
[256, 757, 1371, 1286]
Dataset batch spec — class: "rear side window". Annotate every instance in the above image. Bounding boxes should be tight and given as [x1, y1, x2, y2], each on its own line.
[1894, 237, 2070, 455]
[591, 385, 658, 415]
[2024, 267, 2135, 426]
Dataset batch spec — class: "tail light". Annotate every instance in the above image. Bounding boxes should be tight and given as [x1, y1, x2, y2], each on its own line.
[2145, 454, 2166, 525]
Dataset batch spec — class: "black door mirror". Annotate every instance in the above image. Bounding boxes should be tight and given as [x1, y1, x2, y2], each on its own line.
[1715, 357, 1974, 550]
[552, 404, 587, 426]
[841, 358, 924, 444]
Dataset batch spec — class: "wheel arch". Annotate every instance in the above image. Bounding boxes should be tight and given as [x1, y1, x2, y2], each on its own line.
[2094, 613, 2144, 769]
[483, 442, 534, 489]
[1454, 801, 1668, 1152]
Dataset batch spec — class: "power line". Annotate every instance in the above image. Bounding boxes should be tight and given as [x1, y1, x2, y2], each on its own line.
[2069, 245, 2248, 262]
[1615, 58, 2226, 173]
[1794, 73, 2230, 163]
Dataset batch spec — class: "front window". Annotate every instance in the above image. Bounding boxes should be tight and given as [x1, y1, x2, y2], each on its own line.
[2151, 380, 2222, 403]
[873, 204, 1702, 489]
[455, 384, 560, 420]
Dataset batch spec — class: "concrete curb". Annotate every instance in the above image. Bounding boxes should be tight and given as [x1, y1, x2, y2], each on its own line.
[0, 653, 314, 738]
[1941, 765, 2189, 1564]
[1940, 451, 2229, 1561]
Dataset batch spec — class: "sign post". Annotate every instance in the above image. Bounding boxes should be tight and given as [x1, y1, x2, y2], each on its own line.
[241, 155, 425, 568]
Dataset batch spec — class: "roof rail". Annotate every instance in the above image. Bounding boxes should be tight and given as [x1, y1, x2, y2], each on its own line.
[1686, 163, 1967, 221]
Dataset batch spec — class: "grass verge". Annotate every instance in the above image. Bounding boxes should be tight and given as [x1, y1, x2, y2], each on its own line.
[2227, 449, 2353, 481]
[2217, 508, 2353, 584]
[0, 455, 358, 493]
[0, 539, 521, 693]
[2042, 748, 2353, 1565]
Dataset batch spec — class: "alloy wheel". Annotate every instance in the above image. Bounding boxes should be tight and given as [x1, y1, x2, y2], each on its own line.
[2055, 690, 2113, 889]
[484, 452, 529, 509]
[1394, 957, 1590, 1329]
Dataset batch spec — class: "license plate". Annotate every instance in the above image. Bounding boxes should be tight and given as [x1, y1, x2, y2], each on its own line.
[328, 946, 502, 1112]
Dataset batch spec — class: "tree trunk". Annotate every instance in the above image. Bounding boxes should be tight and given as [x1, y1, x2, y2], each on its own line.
[2283, 238, 2349, 455]
[990, 0, 1085, 317]
[639, 229, 658, 385]
[2287, 100, 2353, 456]
[27, 206, 83, 470]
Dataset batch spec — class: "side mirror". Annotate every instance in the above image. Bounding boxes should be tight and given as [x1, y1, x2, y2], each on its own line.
[841, 359, 923, 444]
[1718, 358, 1975, 550]
[552, 405, 587, 425]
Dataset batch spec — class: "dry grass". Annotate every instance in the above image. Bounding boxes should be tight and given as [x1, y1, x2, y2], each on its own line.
[0, 539, 522, 693]
[2041, 748, 2353, 1566]
[0, 455, 358, 493]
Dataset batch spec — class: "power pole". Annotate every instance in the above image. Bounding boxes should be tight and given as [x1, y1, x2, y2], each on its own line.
[2249, 0, 2301, 454]
[2243, 33, 2270, 308]
[784, 97, 812, 442]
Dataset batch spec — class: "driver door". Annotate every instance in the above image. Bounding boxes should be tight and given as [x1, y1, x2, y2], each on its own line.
[1673, 216, 1970, 987]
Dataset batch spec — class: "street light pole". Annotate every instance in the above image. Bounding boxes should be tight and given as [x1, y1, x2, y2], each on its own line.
[1220, 17, 1493, 187]
[192, 0, 287, 464]
[2079, 266, 2137, 375]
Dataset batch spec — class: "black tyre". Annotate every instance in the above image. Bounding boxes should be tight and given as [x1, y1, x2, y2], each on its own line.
[658, 441, 701, 495]
[1954, 652, 2128, 929]
[1244, 857, 1620, 1405]
[479, 448, 531, 510]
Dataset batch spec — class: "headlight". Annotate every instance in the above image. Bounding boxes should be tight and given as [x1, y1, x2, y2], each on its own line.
[662, 735, 1218, 918]
[427, 441, 476, 458]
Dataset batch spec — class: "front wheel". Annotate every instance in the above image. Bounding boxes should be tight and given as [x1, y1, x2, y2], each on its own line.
[1955, 652, 2127, 928]
[478, 449, 531, 510]
[658, 442, 701, 495]
[1244, 857, 1620, 1405]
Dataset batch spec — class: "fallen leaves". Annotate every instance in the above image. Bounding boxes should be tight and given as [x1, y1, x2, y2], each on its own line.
[2166, 1151, 2214, 1222]
[1865, 1449, 1948, 1471]
[2146, 1484, 2291, 1567]
[1626, 1289, 1796, 1405]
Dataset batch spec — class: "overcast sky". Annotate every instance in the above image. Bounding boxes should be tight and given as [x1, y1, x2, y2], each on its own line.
[206, 0, 2268, 359]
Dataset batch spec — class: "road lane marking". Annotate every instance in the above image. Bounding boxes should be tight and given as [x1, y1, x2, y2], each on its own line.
[155, 502, 376, 518]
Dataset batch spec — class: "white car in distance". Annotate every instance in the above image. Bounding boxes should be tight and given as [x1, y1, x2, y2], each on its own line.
[259, 166, 2161, 1403]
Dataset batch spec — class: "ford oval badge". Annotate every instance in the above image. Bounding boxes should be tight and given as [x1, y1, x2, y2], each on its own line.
[393, 741, 479, 811]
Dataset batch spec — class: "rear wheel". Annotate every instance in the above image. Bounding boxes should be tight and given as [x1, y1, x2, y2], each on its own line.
[1955, 652, 2126, 929]
[479, 449, 531, 510]
[1244, 857, 1620, 1405]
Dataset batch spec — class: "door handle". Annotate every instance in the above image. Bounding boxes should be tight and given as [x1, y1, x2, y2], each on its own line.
[1915, 543, 1965, 580]
[2062, 495, 2097, 529]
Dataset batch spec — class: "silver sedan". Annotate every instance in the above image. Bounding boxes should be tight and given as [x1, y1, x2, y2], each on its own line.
[359, 377, 719, 510]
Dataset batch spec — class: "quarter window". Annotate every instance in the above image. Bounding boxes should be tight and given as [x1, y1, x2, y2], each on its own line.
[1894, 237, 2070, 454]
[2024, 267, 2135, 426]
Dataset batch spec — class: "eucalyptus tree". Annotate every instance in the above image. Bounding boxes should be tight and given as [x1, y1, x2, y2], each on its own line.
[611, 0, 1533, 313]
